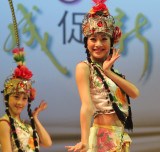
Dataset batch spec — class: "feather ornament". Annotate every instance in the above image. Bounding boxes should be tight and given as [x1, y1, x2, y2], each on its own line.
[92, 0, 107, 4]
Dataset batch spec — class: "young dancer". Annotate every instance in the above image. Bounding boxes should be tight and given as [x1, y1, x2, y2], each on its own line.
[66, 0, 139, 151]
[0, 61, 52, 152]
[0, 0, 52, 151]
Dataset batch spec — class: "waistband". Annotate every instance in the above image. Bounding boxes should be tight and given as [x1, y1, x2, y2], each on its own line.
[92, 123, 124, 132]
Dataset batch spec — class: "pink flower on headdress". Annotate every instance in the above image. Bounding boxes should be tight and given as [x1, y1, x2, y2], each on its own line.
[12, 47, 24, 54]
[113, 26, 122, 44]
[97, 21, 103, 27]
[30, 88, 36, 101]
[14, 65, 33, 79]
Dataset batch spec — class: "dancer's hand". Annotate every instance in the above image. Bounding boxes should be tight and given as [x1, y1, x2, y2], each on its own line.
[32, 100, 47, 119]
[65, 142, 88, 152]
[103, 47, 121, 73]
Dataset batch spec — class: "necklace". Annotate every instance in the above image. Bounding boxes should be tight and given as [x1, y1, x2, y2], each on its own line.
[91, 60, 104, 71]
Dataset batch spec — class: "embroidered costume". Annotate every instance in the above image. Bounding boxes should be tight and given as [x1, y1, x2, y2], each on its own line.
[84, 60, 132, 152]
[88, 124, 131, 152]
[84, 60, 129, 118]
[0, 115, 39, 152]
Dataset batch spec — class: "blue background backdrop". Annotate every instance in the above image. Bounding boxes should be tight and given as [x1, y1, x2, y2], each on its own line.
[0, 0, 160, 151]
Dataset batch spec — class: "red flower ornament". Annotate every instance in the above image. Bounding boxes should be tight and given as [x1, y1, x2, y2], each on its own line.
[97, 21, 103, 27]
[14, 65, 33, 79]
[14, 68, 21, 77]
[12, 47, 24, 54]
[113, 26, 122, 44]
[30, 88, 36, 101]
[93, 3, 107, 12]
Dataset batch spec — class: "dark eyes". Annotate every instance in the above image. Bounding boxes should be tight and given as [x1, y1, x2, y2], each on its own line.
[14, 96, 27, 100]
[14, 96, 19, 99]
[102, 38, 108, 40]
[89, 37, 108, 41]
[90, 38, 96, 41]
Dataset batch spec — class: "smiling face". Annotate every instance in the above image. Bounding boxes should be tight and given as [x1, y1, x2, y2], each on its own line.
[8, 93, 28, 117]
[87, 32, 111, 63]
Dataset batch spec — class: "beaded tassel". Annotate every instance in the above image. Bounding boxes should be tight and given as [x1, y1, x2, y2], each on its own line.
[8, 0, 20, 49]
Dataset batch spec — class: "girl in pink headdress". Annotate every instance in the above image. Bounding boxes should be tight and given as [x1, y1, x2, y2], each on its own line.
[66, 0, 139, 151]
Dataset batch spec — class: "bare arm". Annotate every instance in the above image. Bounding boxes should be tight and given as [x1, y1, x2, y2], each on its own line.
[32, 100, 52, 148]
[0, 121, 12, 152]
[103, 48, 140, 99]
[77, 63, 93, 145]
[65, 62, 93, 152]
[105, 70, 139, 99]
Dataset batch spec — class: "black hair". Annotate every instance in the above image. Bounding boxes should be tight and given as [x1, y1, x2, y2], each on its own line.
[84, 37, 133, 130]
[27, 98, 39, 152]
[4, 94, 39, 152]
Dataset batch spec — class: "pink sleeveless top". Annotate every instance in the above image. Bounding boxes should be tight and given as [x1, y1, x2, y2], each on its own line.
[83, 60, 129, 118]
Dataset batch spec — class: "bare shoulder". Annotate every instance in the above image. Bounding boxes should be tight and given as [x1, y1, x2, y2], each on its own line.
[0, 120, 11, 143]
[0, 120, 12, 151]
[0, 120, 10, 133]
[76, 62, 90, 77]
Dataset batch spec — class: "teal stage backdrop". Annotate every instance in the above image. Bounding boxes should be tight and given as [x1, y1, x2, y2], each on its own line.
[0, 0, 160, 152]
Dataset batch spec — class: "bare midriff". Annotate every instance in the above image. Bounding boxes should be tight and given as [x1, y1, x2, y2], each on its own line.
[93, 113, 123, 127]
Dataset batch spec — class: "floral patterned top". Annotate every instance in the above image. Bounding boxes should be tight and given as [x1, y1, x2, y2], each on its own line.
[83, 60, 129, 118]
[0, 114, 39, 152]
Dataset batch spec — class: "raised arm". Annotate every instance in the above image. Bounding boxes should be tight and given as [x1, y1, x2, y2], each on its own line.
[65, 62, 93, 152]
[0, 121, 12, 152]
[32, 100, 52, 148]
[103, 48, 140, 99]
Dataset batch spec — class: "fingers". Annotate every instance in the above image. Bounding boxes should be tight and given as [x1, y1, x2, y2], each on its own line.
[74, 145, 82, 151]
[113, 47, 120, 55]
[74, 143, 87, 152]
[39, 99, 45, 107]
[111, 48, 121, 60]
[65, 142, 88, 152]
[112, 47, 115, 56]
[39, 99, 47, 111]
[115, 48, 120, 55]
[65, 146, 76, 151]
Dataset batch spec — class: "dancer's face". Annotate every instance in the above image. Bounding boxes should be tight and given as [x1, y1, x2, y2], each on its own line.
[8, 93, 28, 117]
[87, 32, 111, 63]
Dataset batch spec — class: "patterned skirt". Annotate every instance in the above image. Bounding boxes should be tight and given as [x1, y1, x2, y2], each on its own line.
[88, 123, 132, 152]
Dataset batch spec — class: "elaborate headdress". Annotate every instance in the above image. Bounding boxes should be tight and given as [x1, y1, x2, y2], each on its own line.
[82, 0, 121, 44]
[3, 4, 36, 101]
[3, 47, 36, 101]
